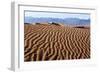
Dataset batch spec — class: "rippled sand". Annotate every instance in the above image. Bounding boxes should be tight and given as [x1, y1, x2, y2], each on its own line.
[24, 24, 90, 62]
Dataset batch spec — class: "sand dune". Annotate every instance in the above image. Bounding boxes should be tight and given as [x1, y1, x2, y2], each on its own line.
[24, 24, 90, 61]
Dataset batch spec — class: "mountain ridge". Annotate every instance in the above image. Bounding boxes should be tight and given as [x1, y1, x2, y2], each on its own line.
[24, 17, 90, 25]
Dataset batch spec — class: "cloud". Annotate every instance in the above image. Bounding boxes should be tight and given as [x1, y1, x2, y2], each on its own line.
[25, 11, 90, 19]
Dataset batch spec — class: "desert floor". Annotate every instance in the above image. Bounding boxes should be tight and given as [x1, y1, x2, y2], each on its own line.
[24, 24, 90, 62]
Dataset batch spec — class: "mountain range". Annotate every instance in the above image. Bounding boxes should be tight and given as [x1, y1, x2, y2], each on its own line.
[24, 17, 90, 26]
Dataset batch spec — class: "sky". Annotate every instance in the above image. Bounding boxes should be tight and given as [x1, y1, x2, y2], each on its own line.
[24, 11, 90, 19]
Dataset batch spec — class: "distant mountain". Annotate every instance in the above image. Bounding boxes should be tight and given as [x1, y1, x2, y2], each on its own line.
[24, 17, 90, 26]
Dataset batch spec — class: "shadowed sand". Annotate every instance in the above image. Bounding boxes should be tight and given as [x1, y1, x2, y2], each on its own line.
[24, 23, 90, 62]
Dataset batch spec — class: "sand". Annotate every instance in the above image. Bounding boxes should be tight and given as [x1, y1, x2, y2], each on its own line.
[24, 24, 90, 61]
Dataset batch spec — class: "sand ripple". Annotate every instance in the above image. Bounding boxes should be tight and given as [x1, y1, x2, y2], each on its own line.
[24, 24, 90, 61]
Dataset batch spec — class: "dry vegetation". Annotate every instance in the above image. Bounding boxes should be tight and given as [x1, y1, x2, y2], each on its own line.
[24, 23, 90, 62]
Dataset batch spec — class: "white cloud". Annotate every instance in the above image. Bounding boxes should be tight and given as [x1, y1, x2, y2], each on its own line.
[25, 11, 90, 19]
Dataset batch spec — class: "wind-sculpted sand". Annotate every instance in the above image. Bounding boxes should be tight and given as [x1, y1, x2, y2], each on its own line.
[24, 23, 90, 62]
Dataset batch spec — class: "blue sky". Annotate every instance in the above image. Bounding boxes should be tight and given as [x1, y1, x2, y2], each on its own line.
[24, 11, 90, 19]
